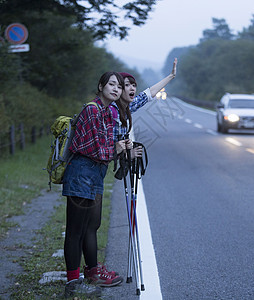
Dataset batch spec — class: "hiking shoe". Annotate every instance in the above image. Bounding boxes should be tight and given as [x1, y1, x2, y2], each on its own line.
[64, 277, 101, 298]
[85, 265, 123, 287]
[84, 263, 119, 278]
[100, 263, 119, 277]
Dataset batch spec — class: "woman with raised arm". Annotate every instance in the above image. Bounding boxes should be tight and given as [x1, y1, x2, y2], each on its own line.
[110, 58, 177, 142]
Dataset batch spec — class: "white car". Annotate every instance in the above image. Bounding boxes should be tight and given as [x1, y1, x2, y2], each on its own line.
[216, 93, 254, 133]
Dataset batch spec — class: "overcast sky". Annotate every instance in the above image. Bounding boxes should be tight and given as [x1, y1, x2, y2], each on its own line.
[99, 0, 254, 71]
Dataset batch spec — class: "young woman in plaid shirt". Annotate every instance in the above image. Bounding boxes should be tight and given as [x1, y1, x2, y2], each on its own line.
[62, 71, 131, 298]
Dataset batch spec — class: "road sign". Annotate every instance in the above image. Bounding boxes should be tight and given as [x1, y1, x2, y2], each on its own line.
[5, 23, 28, 45]
[8, 44, 30, 53]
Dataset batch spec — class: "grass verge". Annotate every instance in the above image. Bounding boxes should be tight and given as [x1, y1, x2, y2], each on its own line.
[0, 135, 115, 299]
[0, 136, 52, 238]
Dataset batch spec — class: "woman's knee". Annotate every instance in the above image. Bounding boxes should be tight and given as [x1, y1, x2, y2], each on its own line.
[86, 194, 102, 230]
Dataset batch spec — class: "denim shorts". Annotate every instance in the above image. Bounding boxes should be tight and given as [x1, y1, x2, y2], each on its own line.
[62, 155, 108, 200]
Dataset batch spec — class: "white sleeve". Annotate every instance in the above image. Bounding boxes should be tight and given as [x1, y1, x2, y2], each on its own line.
[144, 88, 156, 102]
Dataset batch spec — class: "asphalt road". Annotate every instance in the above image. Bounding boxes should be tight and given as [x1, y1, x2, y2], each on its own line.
[105, 97, 254, 300]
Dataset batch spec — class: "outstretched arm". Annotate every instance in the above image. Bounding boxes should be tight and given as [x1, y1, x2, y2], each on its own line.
[149, 58, 177, 98]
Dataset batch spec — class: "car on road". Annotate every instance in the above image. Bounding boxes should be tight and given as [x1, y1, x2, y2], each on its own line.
[216, 93, 254, 133]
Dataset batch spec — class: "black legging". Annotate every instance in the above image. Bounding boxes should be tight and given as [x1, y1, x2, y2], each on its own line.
[64, 195, 102, 271]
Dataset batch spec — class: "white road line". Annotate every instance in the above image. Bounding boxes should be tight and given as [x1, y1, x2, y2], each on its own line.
[130, 130, 162, 299]
[185, 118, 192, 124]
[225, 137, 242, 147]
[206, 129, 218, 135]
[194, 123, 203, 129]
[246, 148, 254, 154]
[137, 179, 162, 300]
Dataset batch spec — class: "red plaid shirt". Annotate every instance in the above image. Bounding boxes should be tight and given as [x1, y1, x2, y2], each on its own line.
[69, 97, 114, 163]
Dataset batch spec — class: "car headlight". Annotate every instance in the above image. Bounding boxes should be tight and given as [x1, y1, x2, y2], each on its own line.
[224, 114, 240, 122]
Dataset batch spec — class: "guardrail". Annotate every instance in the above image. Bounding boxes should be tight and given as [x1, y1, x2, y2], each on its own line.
[174, 95, 216, 110]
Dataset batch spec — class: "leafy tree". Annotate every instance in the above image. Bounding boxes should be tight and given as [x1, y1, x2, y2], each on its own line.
[0, 10, 130, 100]
[19, 12, 99, 99]
[0, 0, 155, 154]
[0, 93, 10, 140]
[164, 39, 254, 101]
[0, 44, 20, 88]
[0, 0, 156, 40]
[162, 16, 254, 103]
[0, 0, 153, 100]
[238, 14, 254, 40]
[200, 18, 235, 42]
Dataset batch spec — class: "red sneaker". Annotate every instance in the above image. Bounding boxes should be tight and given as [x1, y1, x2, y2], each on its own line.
[100, 263, 119, 276]
[84, 263, 119, 278]
[85, 265, 123, 287]
[84, 262, 119, 277]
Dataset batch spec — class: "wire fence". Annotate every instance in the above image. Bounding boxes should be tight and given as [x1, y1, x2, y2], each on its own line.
[0, 96, 215, 158]
[0, 122, 50, 157]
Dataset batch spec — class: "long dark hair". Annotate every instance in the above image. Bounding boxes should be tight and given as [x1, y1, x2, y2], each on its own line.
[97, 71, 124, 93]
[115, 75, 136, 133]
[115, 99, 132, 133]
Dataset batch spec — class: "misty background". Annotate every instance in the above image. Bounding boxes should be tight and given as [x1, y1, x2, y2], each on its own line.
[0, 0, 254, 149]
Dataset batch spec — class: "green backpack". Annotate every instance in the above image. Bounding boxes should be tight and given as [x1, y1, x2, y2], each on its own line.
[47, 102, 99, 187]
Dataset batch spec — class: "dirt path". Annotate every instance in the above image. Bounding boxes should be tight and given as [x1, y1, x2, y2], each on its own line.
[0, 189, 62, 299]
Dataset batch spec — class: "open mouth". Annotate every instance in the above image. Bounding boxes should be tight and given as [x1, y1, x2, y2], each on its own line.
[129, 92, 135, 98]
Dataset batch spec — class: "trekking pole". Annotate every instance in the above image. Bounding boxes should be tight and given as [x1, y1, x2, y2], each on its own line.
[126, 157, 136, 283]
[133, 157, 145, 291]
[124, 135, 135, 283]
[129, 155, 145, 291]
[126, 148, 145, 292]
[121, 153, 141, 295]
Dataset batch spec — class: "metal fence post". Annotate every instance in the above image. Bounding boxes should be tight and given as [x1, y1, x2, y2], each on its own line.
[31, 126, 36, 144]
[10, 125, 15, 155]
[20, 122, 25, 150]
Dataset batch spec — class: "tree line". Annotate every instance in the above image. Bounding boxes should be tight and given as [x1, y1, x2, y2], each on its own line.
[2, 1, 253, 154]
[163, 17, 254, 103]
[0, 0, 152, 155]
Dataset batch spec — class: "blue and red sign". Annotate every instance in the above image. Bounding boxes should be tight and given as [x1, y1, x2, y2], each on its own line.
[5, 23, 28, 45]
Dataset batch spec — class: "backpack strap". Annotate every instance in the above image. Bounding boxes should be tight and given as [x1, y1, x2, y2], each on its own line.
[133, 141, 148, 178]
[86, 101, 100, 111]
[71, 101, 100, 127]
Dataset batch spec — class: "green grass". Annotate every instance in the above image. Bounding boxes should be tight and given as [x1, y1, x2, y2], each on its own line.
[0, 135, 115, 299]
[10, 202, 67, 299]
[10, 175, 114, 299]
[0, 136, 52, 238]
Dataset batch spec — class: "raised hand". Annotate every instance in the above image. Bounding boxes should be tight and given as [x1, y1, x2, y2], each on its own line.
[171, 57, 177, 78]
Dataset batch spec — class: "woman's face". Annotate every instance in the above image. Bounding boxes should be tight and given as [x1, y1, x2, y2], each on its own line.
[100, 75, 123, 103]
[121, 77, 137, 104]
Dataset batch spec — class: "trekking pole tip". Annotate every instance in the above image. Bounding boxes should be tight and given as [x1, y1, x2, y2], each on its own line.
[126, 277, 132, 283]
